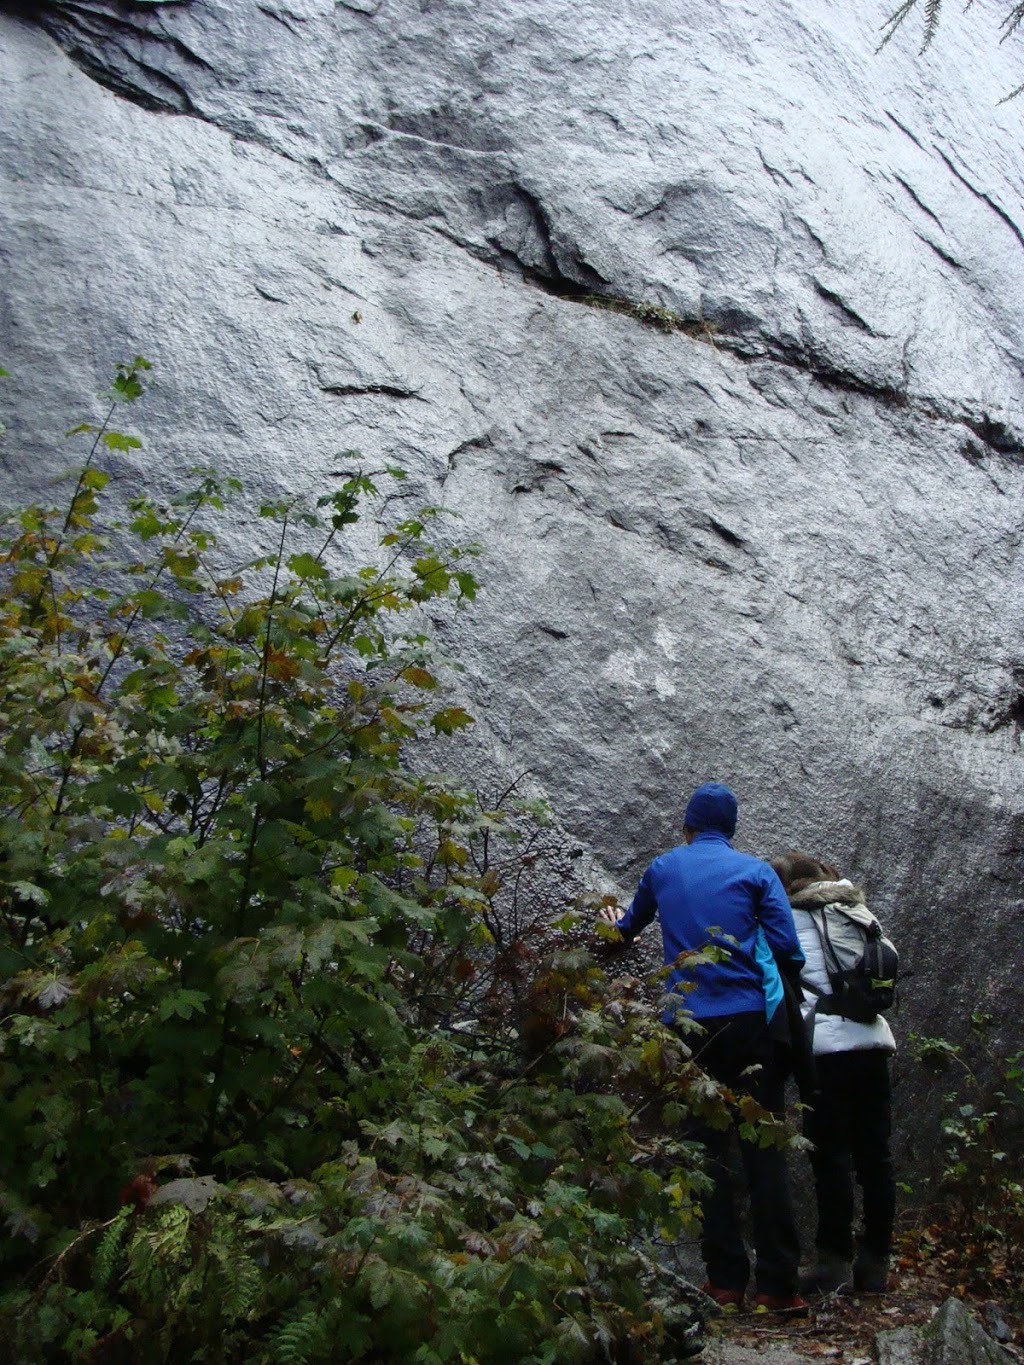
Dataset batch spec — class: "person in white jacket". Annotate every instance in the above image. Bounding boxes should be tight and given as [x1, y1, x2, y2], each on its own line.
[771, 853, 896, 1296]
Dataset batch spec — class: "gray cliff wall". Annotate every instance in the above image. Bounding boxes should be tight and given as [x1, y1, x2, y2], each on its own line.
[2, 2, 1024, 1125]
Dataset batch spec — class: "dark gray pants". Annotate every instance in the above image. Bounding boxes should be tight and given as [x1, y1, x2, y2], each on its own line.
[693, 1010, 801, 1296]
[804, 1048, 895, 1260]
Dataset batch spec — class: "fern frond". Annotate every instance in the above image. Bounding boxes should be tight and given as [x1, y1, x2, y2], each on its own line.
[209, 1237, 263, 1321]
[92, 1206, 132, 1291]
[270, 1308, 326, 1365]
[143, 1204, 191, 1262]
[127, 1203, 192, 1298]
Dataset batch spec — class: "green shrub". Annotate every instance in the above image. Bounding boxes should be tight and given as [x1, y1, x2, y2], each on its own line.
[901, 1026, 1024, 1303]
[0, 361, 724, 1362]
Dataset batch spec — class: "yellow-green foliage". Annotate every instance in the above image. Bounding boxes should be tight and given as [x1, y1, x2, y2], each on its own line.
[0, 361, 739, 1362]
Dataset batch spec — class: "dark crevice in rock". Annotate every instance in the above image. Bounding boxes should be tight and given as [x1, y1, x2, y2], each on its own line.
[916, 232, 964, 270]
[524, 262, 924, 414]
[813, 281, 875, 333]
[21, 2, 329, 179]
[761, 338, 910, 406]
[436, 203, 717, 338]
[959, 439, 1008, 493]
[508, 461, 567, 495]
[708, 518, 747, 550]
[963, 413, 1024, 458]
[35, 5, 203, 55]
[485, 184, 608, 295]
[936, 146, 1024, 252]
[793, 213, 828, 258]
[523, 268, 606, 302]
[756, 146, 794, 188]
[893, 173, 945, 230]
[632, 194, 668, 222]
[321, 383, 424, 400]
[885, 110, 926, 152]
[927, 669, 1024, 736]
[442, 434, 493, 482]
[344, 123, 389, 153]
[801, 364, 904, 405]
[22, 3, 311, 170]
[496, 260, 721, 337]
[431, 227, 605, 307]
[385, 103, 510, 155]
[55, 38, 197, 114]
[32, 2, 210, 115]
[654, 523, 686, 553]
[446, 434, 493, 462]
[536, 624, 569, 640]
[257, 6, 306, 38]
[450, 220, 1022, 462]
[510, 265, 911, 413]
[770, 698, 799, 729]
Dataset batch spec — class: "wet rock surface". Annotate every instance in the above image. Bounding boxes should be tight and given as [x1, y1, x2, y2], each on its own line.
[2, 1, 1024, 1133]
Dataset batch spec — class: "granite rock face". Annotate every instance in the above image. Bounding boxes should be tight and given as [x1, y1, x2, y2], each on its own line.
[2, 2, 1024, 1102]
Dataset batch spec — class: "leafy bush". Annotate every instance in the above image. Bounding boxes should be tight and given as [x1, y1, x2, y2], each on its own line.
[900, 1025, 1024, 1303]
[0, 361, 724, 1362]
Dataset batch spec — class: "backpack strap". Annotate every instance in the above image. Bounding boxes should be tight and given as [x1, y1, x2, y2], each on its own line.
[800, 978, 842, 1016]
[816, 907, 845, 979]
[800, 907, 842, 1018]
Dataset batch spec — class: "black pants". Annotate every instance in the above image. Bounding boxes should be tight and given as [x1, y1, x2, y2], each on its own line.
[804, 1049, 895, 1260]
[693, 1011, 800, 1296]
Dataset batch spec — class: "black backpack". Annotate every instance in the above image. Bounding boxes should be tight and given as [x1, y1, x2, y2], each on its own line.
[801, 902, 899, 1024]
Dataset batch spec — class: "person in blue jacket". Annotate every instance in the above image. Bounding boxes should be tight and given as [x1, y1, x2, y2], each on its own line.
[599, 781, 807, 1314]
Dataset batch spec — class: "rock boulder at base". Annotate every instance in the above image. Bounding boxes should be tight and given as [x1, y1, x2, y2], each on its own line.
[876, 1297, 1013, 1365]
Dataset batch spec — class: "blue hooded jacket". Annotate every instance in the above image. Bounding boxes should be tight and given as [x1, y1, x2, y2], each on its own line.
[616, 829, 803, 1022]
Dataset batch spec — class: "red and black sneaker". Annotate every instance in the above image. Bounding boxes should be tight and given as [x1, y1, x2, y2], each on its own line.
[753, 1291, 809, 1316]
[701, 1282, 745, 1314]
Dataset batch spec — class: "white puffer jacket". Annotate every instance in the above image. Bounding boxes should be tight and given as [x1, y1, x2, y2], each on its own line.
[791, 880, 896, 1057]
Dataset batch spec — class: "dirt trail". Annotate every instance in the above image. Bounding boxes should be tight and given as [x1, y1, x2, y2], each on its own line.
[697, 1271, 1023, 1364]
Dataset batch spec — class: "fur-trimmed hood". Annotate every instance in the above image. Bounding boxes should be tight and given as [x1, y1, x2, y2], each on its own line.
[789, 879, 866, 911]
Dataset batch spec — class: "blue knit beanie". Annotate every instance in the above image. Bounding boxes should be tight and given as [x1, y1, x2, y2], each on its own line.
[683, 782, 738, 836]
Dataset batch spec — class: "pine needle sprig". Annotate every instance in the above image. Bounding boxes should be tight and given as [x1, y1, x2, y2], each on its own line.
[1001, 1, 1024, 40]
[878, 0, 920, 51]
[922, 0, 944, 50]
[879, 0, 1024, 100]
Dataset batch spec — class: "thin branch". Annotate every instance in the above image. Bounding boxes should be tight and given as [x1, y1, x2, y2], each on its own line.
[256, 510, 290, 776]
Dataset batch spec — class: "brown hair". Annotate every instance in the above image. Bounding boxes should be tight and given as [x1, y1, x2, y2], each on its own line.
[770, 850, 841, 894]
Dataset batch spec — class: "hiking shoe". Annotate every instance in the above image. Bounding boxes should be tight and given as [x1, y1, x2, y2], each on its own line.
[701, 1282, 744, 1313]
[753, 1291, 809, 1316]
[852, 1254, 889, 1294]
[799, 1254, 852, 1296]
